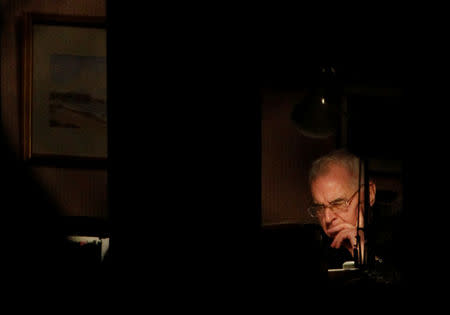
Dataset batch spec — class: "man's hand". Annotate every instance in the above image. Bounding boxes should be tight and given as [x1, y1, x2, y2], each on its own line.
[327, 223, 358, 252]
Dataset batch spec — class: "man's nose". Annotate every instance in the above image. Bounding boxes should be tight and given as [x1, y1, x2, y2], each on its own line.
[324, 207, 335, 222]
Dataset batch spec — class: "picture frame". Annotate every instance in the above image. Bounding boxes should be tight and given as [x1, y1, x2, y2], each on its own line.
[21, 13, 107, 166]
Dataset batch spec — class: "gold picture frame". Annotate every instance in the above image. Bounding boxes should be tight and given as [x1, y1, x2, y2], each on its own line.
[21, 13, 107, 165]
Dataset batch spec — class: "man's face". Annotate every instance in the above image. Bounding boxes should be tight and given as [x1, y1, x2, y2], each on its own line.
[310, 164, 364, 238]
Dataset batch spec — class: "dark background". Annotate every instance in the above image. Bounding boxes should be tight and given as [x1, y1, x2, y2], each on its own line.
[0, 0, 444, 304]
[107, 6, 449, 300]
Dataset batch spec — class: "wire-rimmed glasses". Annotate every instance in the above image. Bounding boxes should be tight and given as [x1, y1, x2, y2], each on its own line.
[307, 185, 363, 218]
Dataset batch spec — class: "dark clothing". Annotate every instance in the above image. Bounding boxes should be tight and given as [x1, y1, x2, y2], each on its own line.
[321, 234, 354, 269]
[322, 211, 404, 289]
[318, 201, 402, 268]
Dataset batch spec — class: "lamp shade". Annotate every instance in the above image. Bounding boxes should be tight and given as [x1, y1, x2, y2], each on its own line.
[291, 65, 341, 139]
[291, 89, 340, 139]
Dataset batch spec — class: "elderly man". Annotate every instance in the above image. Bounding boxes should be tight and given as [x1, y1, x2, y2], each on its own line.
[307, 149, 376, 267]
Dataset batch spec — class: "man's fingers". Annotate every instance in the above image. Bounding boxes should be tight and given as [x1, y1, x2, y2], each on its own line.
[330, 229, 357, 249]
[327, 223, 355, 234]
[330, 232, 345, 248]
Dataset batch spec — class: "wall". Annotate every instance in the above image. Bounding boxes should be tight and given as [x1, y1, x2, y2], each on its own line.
[261, 87, 336, 226]
[0, 0, 107, 219]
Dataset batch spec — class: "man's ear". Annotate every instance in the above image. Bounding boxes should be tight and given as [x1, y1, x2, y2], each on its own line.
[369, 180, 376, 206]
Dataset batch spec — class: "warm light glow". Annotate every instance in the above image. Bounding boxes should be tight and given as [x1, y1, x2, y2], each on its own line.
[321, 97, 325, 104]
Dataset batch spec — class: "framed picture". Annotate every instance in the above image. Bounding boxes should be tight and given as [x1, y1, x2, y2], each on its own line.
[21, 13, 107, 165]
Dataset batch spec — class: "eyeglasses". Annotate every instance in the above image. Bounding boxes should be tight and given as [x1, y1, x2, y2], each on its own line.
[307, 185, 363, 218]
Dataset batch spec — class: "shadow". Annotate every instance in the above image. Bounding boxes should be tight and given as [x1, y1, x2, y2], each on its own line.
[0, 129, 110, 291]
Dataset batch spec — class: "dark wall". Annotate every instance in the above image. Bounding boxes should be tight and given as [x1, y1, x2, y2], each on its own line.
[261, 87, 336, 225]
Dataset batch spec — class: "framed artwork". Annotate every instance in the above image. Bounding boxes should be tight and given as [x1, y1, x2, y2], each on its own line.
[21, 13, 107, 165]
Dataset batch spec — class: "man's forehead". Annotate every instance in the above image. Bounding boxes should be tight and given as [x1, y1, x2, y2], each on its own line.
[316, 163, 352, 182]
[312, 178, 345, 196]
[311, 167, 353, 200]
